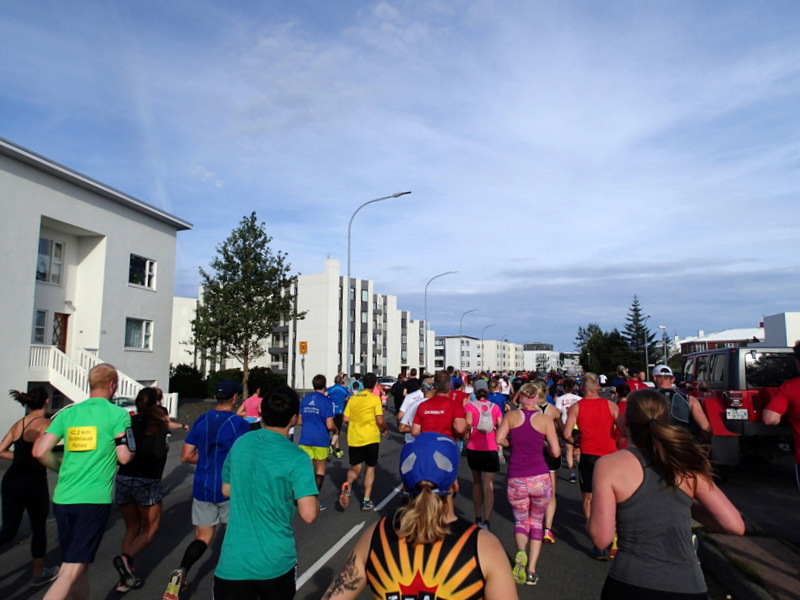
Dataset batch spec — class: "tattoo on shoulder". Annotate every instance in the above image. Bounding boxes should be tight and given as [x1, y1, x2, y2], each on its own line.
[322, 551, 363, 599]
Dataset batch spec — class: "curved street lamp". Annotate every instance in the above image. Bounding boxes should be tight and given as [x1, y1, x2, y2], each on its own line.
[459, 307, 481, 372]
[480, 323, 497, 371]
[423, 270, 458, 374]
[345, 191, 411, 375]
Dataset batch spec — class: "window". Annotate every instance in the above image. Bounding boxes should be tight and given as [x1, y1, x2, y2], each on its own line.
[37, 238, 63, 284]
[125, 318, 153, 350]
[32, 310, 46, 343]
[361, 312, 368, 323]
[129, 254, 156, 288]
[361, 289, 369, 302]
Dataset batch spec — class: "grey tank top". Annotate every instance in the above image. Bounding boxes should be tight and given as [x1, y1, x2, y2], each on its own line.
[608, 447, 706, 594]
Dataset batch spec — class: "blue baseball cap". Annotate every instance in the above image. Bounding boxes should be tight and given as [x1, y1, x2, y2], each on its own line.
[215, 379, 242, 399]
[399, 433, 460, 496]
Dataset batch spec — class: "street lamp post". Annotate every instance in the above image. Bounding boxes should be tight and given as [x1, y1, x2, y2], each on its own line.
[480, 323, 497, 371]
[643, 314, 651, 379]
[658, 325, 668, 364]
[345, 191, 411, 376]
[458, 308, 481, 372]
[423, 270, 458, 375]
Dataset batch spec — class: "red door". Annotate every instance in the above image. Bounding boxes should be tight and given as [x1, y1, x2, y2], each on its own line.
[53, 313, 69, 353]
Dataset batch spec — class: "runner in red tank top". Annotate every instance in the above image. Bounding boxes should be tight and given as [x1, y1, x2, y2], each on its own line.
[563, 373, 619, 559]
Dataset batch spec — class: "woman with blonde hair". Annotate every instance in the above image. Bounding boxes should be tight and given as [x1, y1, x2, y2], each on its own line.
[496, 381, 560, 586]
[323, 433, 517, 599]
[589, 389, 744, 599]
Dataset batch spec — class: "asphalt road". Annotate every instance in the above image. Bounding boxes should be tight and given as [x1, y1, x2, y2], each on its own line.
[2, 415, 794, 600]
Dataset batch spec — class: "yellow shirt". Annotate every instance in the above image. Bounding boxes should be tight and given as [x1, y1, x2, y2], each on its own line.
[344, 390, 383, 447]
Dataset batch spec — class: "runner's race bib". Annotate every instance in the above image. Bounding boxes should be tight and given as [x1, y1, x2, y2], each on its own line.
[66, 426, 97, 451]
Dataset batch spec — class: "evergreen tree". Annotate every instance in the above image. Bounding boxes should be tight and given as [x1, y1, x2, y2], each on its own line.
[576, 324, 636, 378]
[192, 212, 304, 397]
[622, 295, 656, 371]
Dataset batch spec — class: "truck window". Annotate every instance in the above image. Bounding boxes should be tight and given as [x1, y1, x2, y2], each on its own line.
[709, 353, 726, 383]
[682, 357, 695, 383]
[744, 352, 799, 389]
[695, 355, 709, 382]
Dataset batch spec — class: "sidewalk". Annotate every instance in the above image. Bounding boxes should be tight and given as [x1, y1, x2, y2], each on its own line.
[698, 517, 800, 600]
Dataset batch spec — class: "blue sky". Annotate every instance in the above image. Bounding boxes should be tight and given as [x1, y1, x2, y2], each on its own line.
[3, 1, 799, 351]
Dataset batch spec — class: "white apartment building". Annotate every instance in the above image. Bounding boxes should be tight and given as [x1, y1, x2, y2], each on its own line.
[434, 336, 482, 372]
[172, 259, 435, 388]
[1, 137, 191, 433]
[480, 339, 526, 372]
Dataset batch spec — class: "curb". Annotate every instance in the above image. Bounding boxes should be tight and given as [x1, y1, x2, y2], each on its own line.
[698, 535, 775, 600]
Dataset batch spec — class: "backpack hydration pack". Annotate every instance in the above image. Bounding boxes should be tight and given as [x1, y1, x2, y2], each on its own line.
[469, 400, 495, 434]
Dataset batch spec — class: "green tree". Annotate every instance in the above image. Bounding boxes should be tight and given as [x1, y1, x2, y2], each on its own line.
[575, 323, 602, 351]
[192, 212, 304, 397]
[622, 295, 656, 371]
[577, 324, 635, 378]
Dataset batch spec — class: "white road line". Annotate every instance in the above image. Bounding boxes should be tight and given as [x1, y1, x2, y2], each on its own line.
[296, 521, 366, 590]
[373, 483, 403, 511]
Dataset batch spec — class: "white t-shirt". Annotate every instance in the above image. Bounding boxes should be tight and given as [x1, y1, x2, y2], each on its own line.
[398, 391, 426, 443]
[555, 393, 582, 424]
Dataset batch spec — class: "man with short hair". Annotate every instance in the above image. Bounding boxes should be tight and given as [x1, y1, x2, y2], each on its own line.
[34, 363, 133, 600]
[213, 387, 319, 599]
[763, 341, 800, 493]
[563, 372, 618, 559]
[554, 377, 582, 483]
[298, 375, 337, 509]
[326, 375, 351, 458]
[161, 380, 250, 600]
[626, 369, 648, 391]
[339, 373, 387, 512]
[398, 377, 435, 443]
[651, 364, 711, 443]
[411, 370, 467, 440]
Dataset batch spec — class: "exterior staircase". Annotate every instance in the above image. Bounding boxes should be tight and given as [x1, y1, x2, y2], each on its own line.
[28, 344, 177, 417]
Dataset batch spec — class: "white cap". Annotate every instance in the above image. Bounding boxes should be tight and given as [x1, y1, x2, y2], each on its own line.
[652, 364, 674, 377]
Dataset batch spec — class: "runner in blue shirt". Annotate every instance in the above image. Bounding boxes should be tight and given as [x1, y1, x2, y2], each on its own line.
[298, 375, 337, 509]
[326, 375, 351, 459]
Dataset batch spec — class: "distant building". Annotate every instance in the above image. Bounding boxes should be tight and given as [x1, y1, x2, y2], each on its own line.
[678, 327, 764, 355]
[1, 137, 191, 433]
[762, 312, 800, 347]
[172, 259, 433, 387]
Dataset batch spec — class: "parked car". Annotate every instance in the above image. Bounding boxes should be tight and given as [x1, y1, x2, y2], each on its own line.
[113, 396, 137, 417]
[377, 376, 397, 394]
[681, 346, 797, 466]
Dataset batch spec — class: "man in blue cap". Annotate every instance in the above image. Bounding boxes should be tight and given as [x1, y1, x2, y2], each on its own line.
[161, 379, 250, 600]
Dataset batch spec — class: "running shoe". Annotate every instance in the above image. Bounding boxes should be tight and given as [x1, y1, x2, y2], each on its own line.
[115, 577, 143, 593]
[526, 572, 539, 586]
[479, 520, 490, 531]
[338, 482, 351, 508]
[569, 472, 577, 483]
[162, 568, 186, 600]
[328, 445, 334, 457]
[609, 535, 618, 559]
[30, 566, 59, 587]
[512, 551, 527, 584]
[543, 528, 555, 544]
[113, 555, 138, 589]
[591, 546, 609, 560]
[319, 503, 327, 511]
[361, 499, 374, 512]
[334, 449, 344, 459]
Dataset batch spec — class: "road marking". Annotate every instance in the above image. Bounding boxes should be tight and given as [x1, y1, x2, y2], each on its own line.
[296, 521, 365, 590]
[373, 483, 403, 511]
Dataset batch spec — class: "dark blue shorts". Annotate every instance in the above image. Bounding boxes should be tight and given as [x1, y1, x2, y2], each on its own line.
[53, 503, 111, 563]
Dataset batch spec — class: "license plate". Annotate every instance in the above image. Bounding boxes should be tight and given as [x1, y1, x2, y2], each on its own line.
[726, 409, 748, 420]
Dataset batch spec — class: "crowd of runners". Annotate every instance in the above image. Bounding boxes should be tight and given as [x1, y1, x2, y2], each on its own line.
[0, 361, 752, 599]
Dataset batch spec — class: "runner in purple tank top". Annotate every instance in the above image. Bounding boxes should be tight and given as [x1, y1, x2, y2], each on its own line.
[496, 382, 560, 587]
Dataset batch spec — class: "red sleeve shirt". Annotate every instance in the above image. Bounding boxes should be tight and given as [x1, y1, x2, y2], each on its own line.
[413, 395, 465, 439]
[765, 377, 800, 463]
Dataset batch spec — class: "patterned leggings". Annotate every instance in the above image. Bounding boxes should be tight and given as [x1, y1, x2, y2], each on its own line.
[507, 473, 552, 541]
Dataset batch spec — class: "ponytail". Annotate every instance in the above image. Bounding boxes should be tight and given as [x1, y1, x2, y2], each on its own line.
[626, 389, 713, 486]
[135, 387, 167, 434]
[9, 387, 48, 410]
[395, 484, 451, 545]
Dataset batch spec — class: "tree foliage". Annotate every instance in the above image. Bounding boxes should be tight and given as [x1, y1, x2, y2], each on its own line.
[622, 295, 657, 371]
[192, 212, 304, 397]
[577, 326, 635, 378]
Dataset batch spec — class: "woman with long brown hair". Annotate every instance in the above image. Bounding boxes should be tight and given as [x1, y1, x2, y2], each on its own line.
[589, 389, 744, 599]
[0, 388, 59, 586]
[322, 433, 517, 599]
[112, 387, 172, 592]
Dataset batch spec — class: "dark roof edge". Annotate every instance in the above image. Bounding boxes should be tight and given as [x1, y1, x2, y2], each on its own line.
[0, 136, 192, 231]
